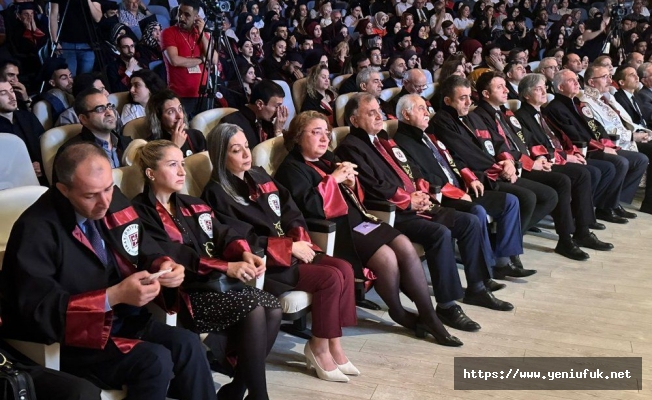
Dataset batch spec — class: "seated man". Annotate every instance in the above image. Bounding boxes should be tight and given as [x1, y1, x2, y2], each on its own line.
[260, 37, 303, 82]
[55, 88, 132, 181]
[37, 58, 75, 123]
[0, 80, 46, 183]
[381, 55, 406, 89]
[636, 62, 652, 127]
[55, 73, 122, 129]
[561, 53, 584, 89]
[0, 59, 32, 111]
[338, 53, 371, 95]
[537, 57, 559, 94]
[1, 143, 217, 399]
[336, 93, 514, 333]
[471, 70, 612, 260]
[504, 61, 525, 100]
[106, 35, 145, 93]
[220, 79, 289, 148]
[356, 67, 395, 120]
[394, 94, 532, 280]
[385, 68, 434, 117]
[543, 69, 643, 223]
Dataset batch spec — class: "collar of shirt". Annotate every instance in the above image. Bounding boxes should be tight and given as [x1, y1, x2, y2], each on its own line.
[94, 133, 118, 150]
[75, 212, 88, 232]
[368, 134, 378, 144]
[624, 90, 635, 101]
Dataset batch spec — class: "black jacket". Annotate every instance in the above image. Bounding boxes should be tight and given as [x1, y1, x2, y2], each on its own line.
[614, 89, 646, 126]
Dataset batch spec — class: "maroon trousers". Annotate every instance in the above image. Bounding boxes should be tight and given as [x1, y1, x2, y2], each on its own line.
[293, 255, 357, 338]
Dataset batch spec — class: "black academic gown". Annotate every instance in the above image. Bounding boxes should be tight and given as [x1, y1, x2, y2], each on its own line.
[148, 128, 207, 158]
[201, 167, 317, 296]
[221, 108, 273, 149]
[1, 186, 182, 360]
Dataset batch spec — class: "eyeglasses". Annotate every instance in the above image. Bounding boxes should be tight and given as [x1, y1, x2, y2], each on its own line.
[593, 74, 611, 80]
[85, 103, 116, 114]
[305, 128, 331, 137]
[543, 65, 560, 71]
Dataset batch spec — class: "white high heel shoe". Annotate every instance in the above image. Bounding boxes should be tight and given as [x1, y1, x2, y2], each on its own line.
[303, 342, 350, 383]
[335, 359, 360, 376]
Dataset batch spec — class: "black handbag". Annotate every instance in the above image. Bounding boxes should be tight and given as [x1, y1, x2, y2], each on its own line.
[0, 352, 37, 400]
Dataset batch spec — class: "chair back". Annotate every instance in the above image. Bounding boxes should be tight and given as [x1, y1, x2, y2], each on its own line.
[506, 99, 521, 112]
[292, 78, 308, 112]
[251, 136, 287, 176]
[272, 80, 296, 131]
[335, 92, 355, 127]
[189, 108, 238, 137]
[112, 164, 146, 200]
[0, 186, 48, 266]
[184, 151, 213, 197]
[108, 92, 130, 114]
[32, 100, 53, 131]
[384, 120, 399, 139]
[122, 117, 149, 140]
[0, 133, 39, 188]
[379, 87, 401, 102]
[41, 124, 82, 184]
[332, 74, 351, 92]
[121, 139, 148, 166]
[330, 126, 349, 150]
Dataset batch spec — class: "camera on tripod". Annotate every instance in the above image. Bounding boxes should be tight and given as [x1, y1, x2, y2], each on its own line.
[609, 0, 627, 23]
[216, 0, 234, 12]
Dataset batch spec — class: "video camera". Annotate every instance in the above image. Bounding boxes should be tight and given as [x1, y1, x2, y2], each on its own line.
[610, 0, 627, 23]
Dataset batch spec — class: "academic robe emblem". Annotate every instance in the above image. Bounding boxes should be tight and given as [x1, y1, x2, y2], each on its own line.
[198, 213, 213, 238]
[121, 224, 139, 256]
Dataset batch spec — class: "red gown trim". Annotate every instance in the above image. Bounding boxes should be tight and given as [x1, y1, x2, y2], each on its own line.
[475, 129, 491, 139]
[441, 182, 467, 199]
[519, 154, 535, 172]
[389, 187, 412, 210]
[316, 175, 349, 219]
[530, 144, 549, 158]
[497, 151, 515, 162]
[64, 289, 112, 349]
[265, 236, 294, 267]
[223, 239, 251, 261]
[103, 206, 139, 230]
[459, 168, 477, 187]
[156, 202, 184, 244]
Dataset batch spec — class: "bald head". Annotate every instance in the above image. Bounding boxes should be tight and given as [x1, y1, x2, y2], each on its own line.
[404, 68, 428, 95]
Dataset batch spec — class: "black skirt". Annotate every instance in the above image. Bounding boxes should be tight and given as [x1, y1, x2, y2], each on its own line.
[188, 286, 280, 332]
[346, 196, 401, 264]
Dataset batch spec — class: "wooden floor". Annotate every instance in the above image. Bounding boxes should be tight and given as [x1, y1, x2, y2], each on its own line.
[214, 191, 652, 399]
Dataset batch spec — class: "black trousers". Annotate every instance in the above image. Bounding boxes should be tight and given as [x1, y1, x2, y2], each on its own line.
[395, 211, 490, 302]
[588, 149, 649, 204]
[494, 177, 558, 232]
[636, 142, 652, 209]
[62, 318, 217, 400]
[585, 159, 617, 209]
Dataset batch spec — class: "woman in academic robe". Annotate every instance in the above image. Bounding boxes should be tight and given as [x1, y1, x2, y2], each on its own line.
[275, 111, 463, 347]
[131, 140, 281, 400]
[201, 123, 359, 383]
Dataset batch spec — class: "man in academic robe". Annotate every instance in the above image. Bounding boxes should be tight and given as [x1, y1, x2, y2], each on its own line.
[471, 70, 612, 260]
[428, 75, 558, 247]
[393, 94, 531, 281]
[543, 69, 647, 223]
[1, 142, 218, 399]
[335, 93, 515, 334]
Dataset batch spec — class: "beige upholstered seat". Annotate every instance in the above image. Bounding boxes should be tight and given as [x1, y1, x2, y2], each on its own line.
[189, 107, 238, 137]
[40, 124, 82, 184]
[251, 136, 288, 176]
[383, 120, 399, 138]
[335, 92, 356, 127]
[291, 77, 308, 112]
[379, 87, 401, 102]
[32, 100, 53, 131]
[330, 126, 350, 150]
[0, 185, 47, 265]
[107, 91, 130, 114]
[0, 133, 40, 189]
[183, 151, 213, 197]
[122, 117, 149, 140]
[506, 99, 521, 112]
[331, 74, 351, 92]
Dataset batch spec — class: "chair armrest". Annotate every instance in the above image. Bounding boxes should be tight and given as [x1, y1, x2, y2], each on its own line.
[145, 303, 178, 327]
[4, 339, 60, 370]
[364, 200, 396, 212]
[305, 218, 336, 233]
[250, 246, 265, 258]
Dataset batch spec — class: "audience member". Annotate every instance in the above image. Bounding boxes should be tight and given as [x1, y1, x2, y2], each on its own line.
[122, 69, 166, 125]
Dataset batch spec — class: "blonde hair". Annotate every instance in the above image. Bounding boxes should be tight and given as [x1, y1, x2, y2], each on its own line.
[136, 139, 178, 184]
[306, 64, 331, 99]
[285, 111, 332, 152]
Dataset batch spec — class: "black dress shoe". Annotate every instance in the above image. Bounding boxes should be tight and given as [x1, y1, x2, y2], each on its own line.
[614, 205, 637, 219]
[528, 226, 542, 233]
[640, 204, 652, 215]
[415, 323, 464, 346]
[436, 305, 481, 332]
[554, 241, 589, 261]
[588, 222, 606, 230]
[463, 289, 514, 311]
[493, 263, 537, 279]
[509, 255, 523, 269]
[573, 232, 614, 251]
[484, 279, 506, 292]
[595, 208, 628, 224]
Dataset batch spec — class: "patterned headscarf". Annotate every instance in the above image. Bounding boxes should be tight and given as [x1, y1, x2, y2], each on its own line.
[142, 21, 162, 49]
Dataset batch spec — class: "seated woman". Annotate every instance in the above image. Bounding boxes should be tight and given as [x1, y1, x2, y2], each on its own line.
[301, 65, 336, 126]
[122, 69, 166, 125]
[132, 140, 281, 400]
[145, 89, 207, 157]
[275, 111, 463, 347]
[229, 62, 260, 110]
[202, 123, 359, 383]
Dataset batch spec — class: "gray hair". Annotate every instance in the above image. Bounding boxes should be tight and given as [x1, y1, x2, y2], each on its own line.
[356, 66, 381, 89]
[55, 142, 110, 186]
[637, 62, 652, 80]
[537, 57, 557, 72]
[552, 70, 573, 93]
[396, 94, 422, 122]
[206, 123, 249, 205]
[344, 93, 377, 127]
[519, 73, 546, 102]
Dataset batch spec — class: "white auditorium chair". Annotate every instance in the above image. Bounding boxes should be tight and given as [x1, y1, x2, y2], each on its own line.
[506, 99, 521, 112]
[189, 107, 238, 137]
[335, 92, 356, 127]
[379, 87, 402, 102]
[291, 77, 308, 112]
[121, 139, 148, 167]
[32, 100, 54, 131]
[107, 92, 130, 115]
[121, 117, 149, 140]
[40, 124, 82, 184]
[331, 74, 351, 92]
[272, 80, 296, 131]
[0, 133, 39, 189]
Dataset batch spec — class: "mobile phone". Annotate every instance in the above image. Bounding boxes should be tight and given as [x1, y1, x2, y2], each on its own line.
[141, 269, 171, 285]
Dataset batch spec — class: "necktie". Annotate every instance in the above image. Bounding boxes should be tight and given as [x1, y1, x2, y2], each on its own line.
[84, 219, 109, 266]
[418, 8, 426, 22]
[372, 137, 416, 193]
[631, 96, 647, 127]
[422, 134, 460, 187]
[537, 113, 563, 150]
